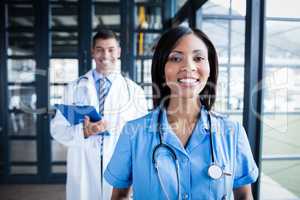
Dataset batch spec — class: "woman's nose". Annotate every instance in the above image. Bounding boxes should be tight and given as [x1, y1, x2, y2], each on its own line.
[182, 57, 197, 71]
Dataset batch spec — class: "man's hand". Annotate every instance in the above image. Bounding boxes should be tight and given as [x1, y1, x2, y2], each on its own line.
[83, 116, 107, 138]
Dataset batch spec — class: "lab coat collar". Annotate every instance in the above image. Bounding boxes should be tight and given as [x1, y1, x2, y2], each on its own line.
[92, 69, 120, 84]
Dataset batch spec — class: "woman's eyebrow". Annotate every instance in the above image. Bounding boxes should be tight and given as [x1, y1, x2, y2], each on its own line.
[193, 49, 206, 54]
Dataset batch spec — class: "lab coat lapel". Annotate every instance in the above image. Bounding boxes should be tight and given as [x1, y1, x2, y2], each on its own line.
[83, 70, 99, 112]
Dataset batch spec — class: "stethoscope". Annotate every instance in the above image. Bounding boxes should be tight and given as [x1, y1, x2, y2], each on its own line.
[152, 106, 228, 200]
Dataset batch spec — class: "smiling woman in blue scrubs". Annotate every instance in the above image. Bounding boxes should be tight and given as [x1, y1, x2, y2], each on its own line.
[104, 26, 258, 200]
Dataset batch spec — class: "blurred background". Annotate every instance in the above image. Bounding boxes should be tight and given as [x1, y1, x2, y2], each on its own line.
[0, 0, 299, 199]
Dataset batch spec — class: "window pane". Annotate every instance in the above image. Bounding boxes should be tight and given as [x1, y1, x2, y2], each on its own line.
[51, 32, 78, 57]
[11, 166, 37, 175]
[265, 21, 300, 61]
[52, 165, 66, 173]
[202, 20, 229, 64]
[266, 0, 300, 18]
[135, 5, 162, 29]
[49, 59, 78, 83]
[231, 20, 245, 64]
[231, 0, 246, 17]
[135, 33, 160, 56]
[7, 4, 34, 28]
[261, 160, 300, 199]
[8, 32, 35, 56]
[8, 86, 37, 136]
[202, 0, 230, 15]
[50, 85, 65, 107]
[10, 141, 37, 162]
[51, 4, 78, 28]
[93, 3, 120, 29]
[51, 140, 67, 162]
[7, 59, 36, 83]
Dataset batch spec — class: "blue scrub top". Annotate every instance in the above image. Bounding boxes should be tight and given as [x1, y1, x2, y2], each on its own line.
[104, 106, 258, 200]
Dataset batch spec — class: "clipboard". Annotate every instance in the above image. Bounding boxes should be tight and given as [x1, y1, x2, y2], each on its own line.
[55, 104, 102, 125]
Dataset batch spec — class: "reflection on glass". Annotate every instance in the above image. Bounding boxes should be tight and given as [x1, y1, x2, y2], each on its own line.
[51, 140, 67, 162]
[51, 32, 78, 56]
[51, 4, 78, 27]
[202, 20, 229, 64]
[10, 141, 37, 162]
[7, 4, 34, 27]
[93, 4, 120, 29]
[7, 59, 36, 83]
[135, 33, 160, 56]
[8, 86, 37, 136]
[135, 6, 161, 29]
[8, 32, 35, 56]
[11, 166, 37, 175]
[262, 68, 299, 113]
[49, 59, 78, 83]
[52, 165, 66, 173]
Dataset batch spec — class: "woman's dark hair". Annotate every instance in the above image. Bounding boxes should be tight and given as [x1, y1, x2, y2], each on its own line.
[151, 26, 218, 111]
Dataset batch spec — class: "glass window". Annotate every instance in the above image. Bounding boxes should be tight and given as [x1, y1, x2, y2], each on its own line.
[8, 32, 35, 56]
[51, 32, 78, 57]
[261, 2, 300, 198]
[202, 0, 230, 15]
[202, 20, 229, 64]
[266, 0, 300, 18]
[265, 21, 300, 61]
[7, 4, 34, 28]
[52, 165, 66, 173]
[261, 160, 300, 199]
[8, 85, 37, 114]
[51, 140, 67, 162]
[135, 5, 162, 29]
[230, 20, 245, 64]
[11, 166, 37, 175]
[135, 33, 160, 56]
[10, 141, 37, 162]
[7, 59, 36, 83]
[231, 0, 246, 17]
[51, 3, 78, 28]
[93, 3, 120, 29]
[49, 59, 78, 83]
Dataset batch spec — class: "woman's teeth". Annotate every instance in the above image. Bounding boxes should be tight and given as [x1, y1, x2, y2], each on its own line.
[178, 78, 199, 83]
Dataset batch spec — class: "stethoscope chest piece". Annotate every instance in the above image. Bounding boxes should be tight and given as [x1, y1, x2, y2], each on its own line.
[208, 164, 223, 180]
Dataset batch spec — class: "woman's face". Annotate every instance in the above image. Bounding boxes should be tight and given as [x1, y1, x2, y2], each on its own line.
[164, 33, 210, 99]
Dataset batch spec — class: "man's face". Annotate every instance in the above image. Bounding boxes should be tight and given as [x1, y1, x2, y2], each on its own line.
[92, 38, 121, 74]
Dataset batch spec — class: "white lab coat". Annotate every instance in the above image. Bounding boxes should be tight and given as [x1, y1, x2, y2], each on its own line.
[50, 70, 148, 200]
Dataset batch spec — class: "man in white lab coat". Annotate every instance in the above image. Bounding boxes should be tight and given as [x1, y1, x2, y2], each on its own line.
[51, 30, 148, 200]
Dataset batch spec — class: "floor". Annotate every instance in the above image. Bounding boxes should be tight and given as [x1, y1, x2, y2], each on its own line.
[0, 184, 65, 200]
[0, 174, 299, 200]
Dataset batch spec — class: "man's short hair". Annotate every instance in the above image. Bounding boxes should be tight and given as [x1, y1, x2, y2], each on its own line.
[92, 29, 119, 47]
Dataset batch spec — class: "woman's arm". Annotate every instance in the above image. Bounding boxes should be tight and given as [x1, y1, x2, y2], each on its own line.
[111, 188, 131, 200]
[233, 184, 253, 200]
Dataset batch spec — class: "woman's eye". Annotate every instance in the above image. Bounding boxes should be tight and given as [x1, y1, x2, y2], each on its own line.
[168, 55, 182, 62]
[194, 56, 205, 62]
